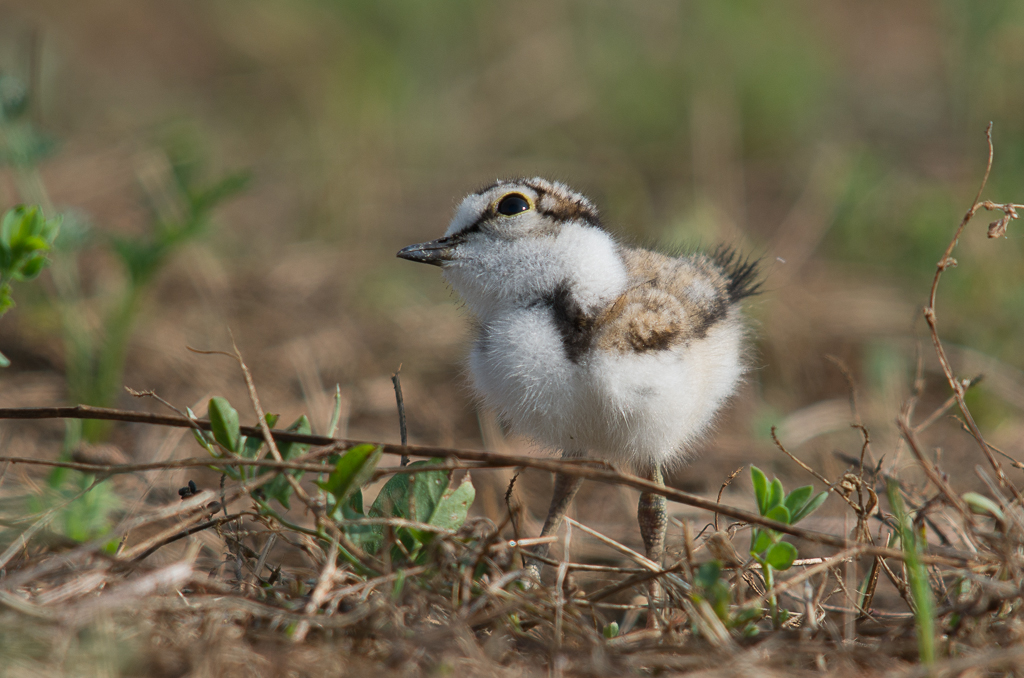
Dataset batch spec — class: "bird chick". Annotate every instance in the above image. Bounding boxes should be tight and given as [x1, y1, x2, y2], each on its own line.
[398, 178, 758, 613]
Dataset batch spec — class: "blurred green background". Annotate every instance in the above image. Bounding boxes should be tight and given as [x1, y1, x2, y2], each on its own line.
[1, 0, 1024, 525]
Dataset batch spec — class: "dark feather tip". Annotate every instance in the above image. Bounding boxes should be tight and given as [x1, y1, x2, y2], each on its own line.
[710, 245, 763, 303]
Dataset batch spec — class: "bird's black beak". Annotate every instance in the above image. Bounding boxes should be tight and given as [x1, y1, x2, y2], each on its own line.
[397, 236, 457, 267]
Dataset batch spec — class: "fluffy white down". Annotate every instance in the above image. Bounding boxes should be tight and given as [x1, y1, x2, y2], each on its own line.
[469, 304, 744, 471]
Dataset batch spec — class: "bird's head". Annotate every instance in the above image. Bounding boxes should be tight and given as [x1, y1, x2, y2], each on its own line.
[397, 178, 626, 316]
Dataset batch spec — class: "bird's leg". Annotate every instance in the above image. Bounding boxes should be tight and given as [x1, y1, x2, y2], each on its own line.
[524, 469, 584, 584]
[638, 465, 667, 628]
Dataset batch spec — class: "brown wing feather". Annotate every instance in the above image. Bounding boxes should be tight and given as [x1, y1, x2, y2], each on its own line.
[594, 247, 736, 354]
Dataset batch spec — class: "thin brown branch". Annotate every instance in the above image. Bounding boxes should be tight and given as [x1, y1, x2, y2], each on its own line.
[131, 513, 246, 562]
[912, 375, 982, 433]
[0, 406, 987, 563]
[229, 339, 322, 521]
[391, 364, 409, 467]
[897, 415, 971, 521]
[771, 426, 859, 511]
[714, 466, 743, 531]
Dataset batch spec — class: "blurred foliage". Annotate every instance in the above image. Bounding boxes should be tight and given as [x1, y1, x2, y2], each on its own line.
[0, 205, 60, 366]
[60, 156, 249, 443]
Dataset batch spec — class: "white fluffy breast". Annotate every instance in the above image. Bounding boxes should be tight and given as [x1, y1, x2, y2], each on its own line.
[587, 312, 745, 469]
[469, 303, 745, 471]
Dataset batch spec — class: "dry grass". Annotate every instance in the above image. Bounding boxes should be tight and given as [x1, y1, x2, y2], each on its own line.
[1, 133, 1024, 677]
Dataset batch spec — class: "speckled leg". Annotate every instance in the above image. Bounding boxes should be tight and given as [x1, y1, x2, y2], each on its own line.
[525, 470, 584, 584]
[638, 465, 667, 627]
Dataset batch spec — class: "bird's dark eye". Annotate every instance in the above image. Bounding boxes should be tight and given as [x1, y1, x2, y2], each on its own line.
[497, 193, 531, 216]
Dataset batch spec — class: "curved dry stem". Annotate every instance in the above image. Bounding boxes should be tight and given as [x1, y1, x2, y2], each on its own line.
[921, 124, 1024, 504]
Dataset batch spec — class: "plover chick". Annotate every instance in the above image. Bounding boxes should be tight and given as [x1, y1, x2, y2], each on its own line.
[397, 178, 758, 617]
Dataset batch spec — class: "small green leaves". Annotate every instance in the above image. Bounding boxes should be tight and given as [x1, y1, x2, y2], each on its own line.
[749, 465, 828, 627]
[181, 395, 477, 565]
[695, 560, 723, 590]
[602, 621, 619, 639]
[207, 397, 240, 453]
[0, 73, 29, 121]
[0, 205, 61, 282]
[793, 491, 828, 524]
[0, 205, 61, 366]
[691, 559, 760, 634]
[781, 483, 829, 525]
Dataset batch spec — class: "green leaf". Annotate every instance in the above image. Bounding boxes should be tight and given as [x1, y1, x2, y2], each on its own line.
[791, 491, 828, 524]
[766, 478, 784, 513]
[694, 560, 731, 621]
[369, 458, 447, 521]
[364, 458, 450, 550]
[603, 621, 619, 639]
[370, 473, 410, 520]
[751, 466, 768, 514]
[695, 560, 722, 590]
[15, 235, 50, 252]
[962, 492, 1005, 521]
[783, 485, 813, 518]
[424, 475, 475, 531]
[190, 170, 252, 214]
[887, 478, 935, 665]
[241, 413, 279, 460]
[765, 541, 797, 570]
[391, 568, 407, 600]
[316, 444, 382, 506]
[406, 474, 475, 551]
[336, 489, 380, 551]
[410, 465, 451, 524]
[346, 488, 364, 515]
[731, 607, 762, 627]
[750, 528, 773, 555]
[207, 397, 240, 452]
[0, 350, 9, 368]
[14, 253, 47, 280]
[39, 213, 61, 242]
[0, 284, 12, 316]
[187, 408, 217, 455]
[765, 504, 791, 525]
[326, 384, 344, 438]
[0, 206, 23, 246]
[274, 414, 311, 461]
